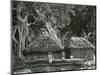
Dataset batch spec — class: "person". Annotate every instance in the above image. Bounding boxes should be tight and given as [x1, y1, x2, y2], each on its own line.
[65, 48, 71, 59]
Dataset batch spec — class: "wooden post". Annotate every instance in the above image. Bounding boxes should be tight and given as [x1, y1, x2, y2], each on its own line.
[48, 52, 53, 63]
[62, 51, 66, 59]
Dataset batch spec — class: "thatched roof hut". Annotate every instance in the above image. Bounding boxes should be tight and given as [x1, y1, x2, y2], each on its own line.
[23, 36, 95, 62]
[67, 37, 95, 60]
[24, 37, 95, 52]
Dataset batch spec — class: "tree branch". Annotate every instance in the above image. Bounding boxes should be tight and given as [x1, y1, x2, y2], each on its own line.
[82, 28, 87, 38]
[12, 8, 17, 12]
[27, 20, 37, 26]
[61, 31, 69, 41]
[12, 26, 18, 44]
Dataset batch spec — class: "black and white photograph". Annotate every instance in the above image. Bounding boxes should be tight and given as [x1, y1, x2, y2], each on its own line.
[11, 0, 96, 74]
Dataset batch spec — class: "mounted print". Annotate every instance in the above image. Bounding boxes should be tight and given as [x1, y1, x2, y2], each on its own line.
[11, 0, 96, 74]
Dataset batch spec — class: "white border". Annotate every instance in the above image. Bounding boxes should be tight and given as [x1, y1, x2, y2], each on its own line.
[0, 0, 100, 75]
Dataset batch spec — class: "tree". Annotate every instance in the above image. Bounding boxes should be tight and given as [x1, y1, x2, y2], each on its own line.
[12, 1, 37, 60]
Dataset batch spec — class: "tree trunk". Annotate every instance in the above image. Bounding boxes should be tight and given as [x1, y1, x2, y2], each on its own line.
[17, 15, 29, 60]
[46, 21, 64, 49]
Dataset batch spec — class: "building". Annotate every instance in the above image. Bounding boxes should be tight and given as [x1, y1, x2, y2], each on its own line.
[23, 36, 95, 63]
[67, 37, 95, 60]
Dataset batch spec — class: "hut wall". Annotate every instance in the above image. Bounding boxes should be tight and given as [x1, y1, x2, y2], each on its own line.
[52, 51, 62, 59]
[25, 52, 48, 60]
[85, 48, 94, 60]
[70, 49, 85, 59]
[25, 51, 63, 61]
[70, 48, 94, 60]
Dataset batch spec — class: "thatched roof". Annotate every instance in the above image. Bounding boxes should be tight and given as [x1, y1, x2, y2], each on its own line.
[25, 37, 95, 52]
[69, 37, 95, 49]
[27, 36, 61, 52]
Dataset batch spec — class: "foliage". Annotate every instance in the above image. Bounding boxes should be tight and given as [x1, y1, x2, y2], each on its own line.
[12, 1, 96, 67]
